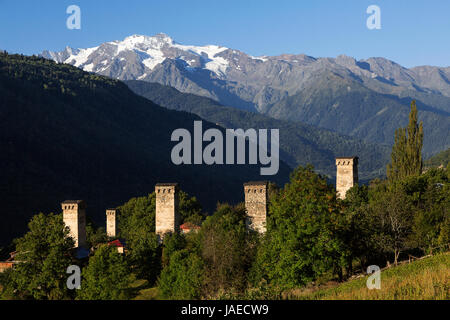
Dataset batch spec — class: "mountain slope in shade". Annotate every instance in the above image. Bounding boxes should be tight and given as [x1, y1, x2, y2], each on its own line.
[0, 53, 290, 246]
[125, 80, 391, 181]
[264, 72, 450, 156]
[41, 34, 450, 155]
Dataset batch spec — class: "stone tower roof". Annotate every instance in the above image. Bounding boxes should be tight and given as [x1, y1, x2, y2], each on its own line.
[243, 181, 268, 186]
[335, 156, 359, 160]
[155, 183, 179, 187]
[61, 200, 85, 204]
[336, 156, 359, 165]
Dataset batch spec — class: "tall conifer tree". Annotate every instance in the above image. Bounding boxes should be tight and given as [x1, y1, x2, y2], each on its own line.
[387, 101, 423, 180]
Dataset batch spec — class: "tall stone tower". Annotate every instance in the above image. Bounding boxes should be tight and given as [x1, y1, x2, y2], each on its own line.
[244, 181, 268, 233]
[106, 208, 117, 238]
[335, 157, 359, 199]
[62, 200, 87, 248]
[155, 183, 180, 241]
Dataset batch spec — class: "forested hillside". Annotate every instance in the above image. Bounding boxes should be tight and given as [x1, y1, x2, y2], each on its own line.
[126, 80, 391, 181]
[0, 53, 290, 246]
[425, 148, 450, 168]
[264, 72, 450, 156]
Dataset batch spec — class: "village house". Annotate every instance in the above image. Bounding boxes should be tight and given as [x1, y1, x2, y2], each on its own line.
[180, 222, 201, 234]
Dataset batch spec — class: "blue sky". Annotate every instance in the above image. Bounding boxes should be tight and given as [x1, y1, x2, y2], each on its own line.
[0, 0, 448, 68]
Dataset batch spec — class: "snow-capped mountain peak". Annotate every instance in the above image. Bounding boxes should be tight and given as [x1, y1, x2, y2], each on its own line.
[41, 33, 234, 78]
[116, 33, 175, 49]
[41, 33, 450, 117]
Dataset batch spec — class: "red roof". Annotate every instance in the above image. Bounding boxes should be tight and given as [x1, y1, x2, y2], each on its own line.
[180, 223, 201, 230]
[107, 239, 126, 248]
[0, 262, 14, 267]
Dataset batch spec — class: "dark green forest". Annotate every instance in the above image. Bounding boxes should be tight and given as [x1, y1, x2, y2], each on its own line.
[126, 80, 391, 181]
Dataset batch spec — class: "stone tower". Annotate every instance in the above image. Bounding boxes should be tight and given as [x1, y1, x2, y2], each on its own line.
[62, 200, 87, 248]
[335, 157, 359, 199]
[106, 208, 117, 238]
[244, 181, 268, 233]
[155, 183, 180, 241]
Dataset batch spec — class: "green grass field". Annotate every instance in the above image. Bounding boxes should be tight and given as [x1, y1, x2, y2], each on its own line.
[128, 279, 160, 300]
[288, 253, 449, 300]
[130, 252, 449, 300]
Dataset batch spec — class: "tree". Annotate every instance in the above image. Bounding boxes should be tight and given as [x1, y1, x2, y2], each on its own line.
[410, 168, 450, 253]
[157, 203, 256, 299]
[178, 192, 204, 225]
[367, 182, 414, 265]
[387, 100, 424, 180]
[118, 193, 157, 242]
[77, 245, 133, 300]
[0, 268, 13, 299]
[199, 203, 255, 298]
[86, 223, 107, 248]
[127, 232, 161, 284]
[117, 191, 203, 283]
[250, 166, 347, 289]
[157, 249, 203, 300]
[117, 193, 160, 283]
[6, 213, 75, 300]
[161, 233, 186, 268]
[340, 185, 376, 274]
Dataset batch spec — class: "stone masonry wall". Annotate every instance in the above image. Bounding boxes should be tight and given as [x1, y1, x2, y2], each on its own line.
[106, 209, 117, 238]
[244, 181, 268, 233]
[62, 200, 86, 248]
[155, 183, 179, 240]
[336, 157, 359, 199]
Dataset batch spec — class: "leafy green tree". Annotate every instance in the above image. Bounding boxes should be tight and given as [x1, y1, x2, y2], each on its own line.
[347, 167, 450, 267]
[340, 185, 377, 274]
[366, 181, 415, 265]
[410, 168, 450, 252]
[116, 190, 204, 283]
[250, 166, 347, 289]
[387, 100, 424, 180]
[199, 203, 256, 298]
[437, 216, 450, 249]
[77, 245, 133, 300]
[157, 249, 203, 300]
[178, 192, 204, 225]
[161, 233, 186, 268]
[6, 213, 75, 300]
[118, 193, 156, 242]
[128, 232, 161, 284]
[157, 203, 256, 299]
[267, 182, 280, 202]
[86, 224, 107, 248]
[116, 193, 160, 283]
